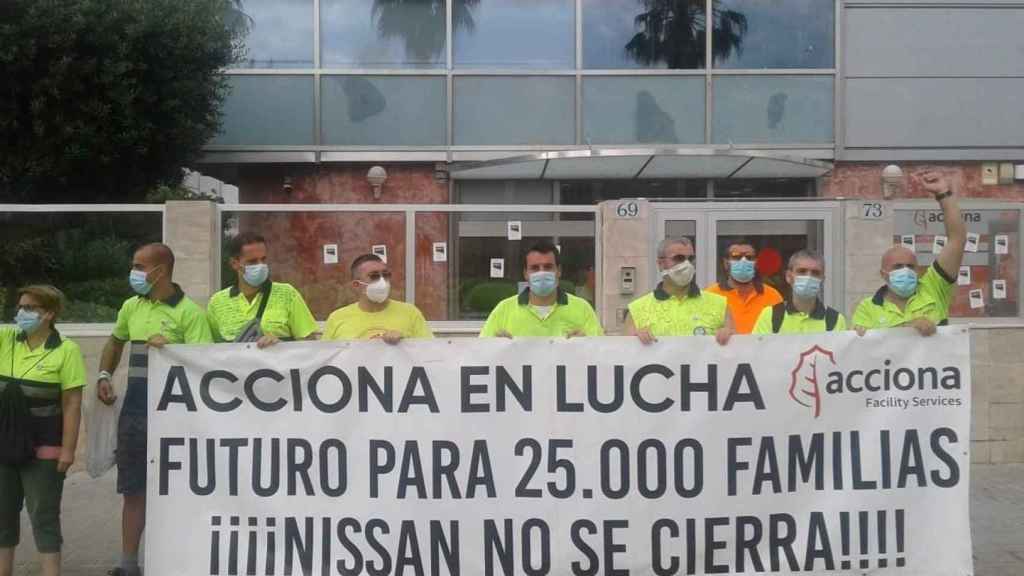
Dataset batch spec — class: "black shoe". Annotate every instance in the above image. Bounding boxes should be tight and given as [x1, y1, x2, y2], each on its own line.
[108, 567, 141, 576]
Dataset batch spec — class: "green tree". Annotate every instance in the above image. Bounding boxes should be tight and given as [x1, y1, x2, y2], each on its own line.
[0, 0, 243, 202]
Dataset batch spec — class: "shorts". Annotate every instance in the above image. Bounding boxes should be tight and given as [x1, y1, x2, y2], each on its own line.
[0, 459, 66, 552]
[116, 411, 148, 496]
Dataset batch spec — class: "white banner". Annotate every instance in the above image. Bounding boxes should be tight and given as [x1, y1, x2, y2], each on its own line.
[146, 328, 972, 576]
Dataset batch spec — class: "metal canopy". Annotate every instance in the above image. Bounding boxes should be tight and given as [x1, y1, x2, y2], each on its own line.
[449, 148, 833, 180]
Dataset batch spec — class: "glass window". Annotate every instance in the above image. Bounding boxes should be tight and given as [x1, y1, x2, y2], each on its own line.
[453, 0, 575, 69]
[231, 0, 314, 68]
[321, 76, 446, 146]
[452, 214, 596, 320]
[320, 0, 445, 68]
[213, 76, 315, 146]
[221, 211, 407, 320]
[583, 0, 707, 69]
[713, 179, 814, 198]
[454, 77, 575, 145]
[562, 181, 707, 220]
[713, 0, 834, 69]
[714, 219, 826, 301]
[583, 77, 705, 145]
[712, 76, 833, 144]
[895, 208, 1020, 319]
[0, 212, 163, 322]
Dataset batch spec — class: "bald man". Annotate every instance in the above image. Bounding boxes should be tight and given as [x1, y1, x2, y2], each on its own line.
[853, 172, 966, 336]
[95, 243, 212, 576]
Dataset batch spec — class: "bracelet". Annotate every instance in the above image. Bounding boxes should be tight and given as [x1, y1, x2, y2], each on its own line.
[97, 370, 112, 381]
[934, 190, 953, 202]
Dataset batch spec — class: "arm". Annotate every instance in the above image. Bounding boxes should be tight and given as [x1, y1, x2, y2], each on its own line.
[58, 389, 82, 473]
[96, 336, 126, 405]
[290, 292, 320, 340]
[579, 306, 604, 337]
[625, 312, 656, 345]
[478, 305, 503, 338]
[715, 309, 736, 346]
[923, 172, 966, 279]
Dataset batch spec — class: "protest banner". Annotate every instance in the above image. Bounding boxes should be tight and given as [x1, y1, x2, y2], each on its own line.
[146, 328, 972, 576]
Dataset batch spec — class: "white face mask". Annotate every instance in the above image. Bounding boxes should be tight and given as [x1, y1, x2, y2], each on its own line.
[662, 260, 695, 287]
[362, 278, 390, 303]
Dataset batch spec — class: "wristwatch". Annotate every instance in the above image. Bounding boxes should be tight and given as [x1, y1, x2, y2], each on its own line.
[934, 190, 953, 202]
[97, 370, 112, 382]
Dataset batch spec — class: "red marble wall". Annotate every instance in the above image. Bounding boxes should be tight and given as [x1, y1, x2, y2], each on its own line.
[822, 162, 1024, 200]
[224, 164, 449, 320]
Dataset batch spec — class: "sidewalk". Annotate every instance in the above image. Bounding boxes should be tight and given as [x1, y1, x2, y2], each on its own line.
[14, 464, 1024, 575]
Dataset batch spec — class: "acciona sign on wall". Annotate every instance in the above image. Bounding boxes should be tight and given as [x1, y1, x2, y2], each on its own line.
[146, 330, 972, 576]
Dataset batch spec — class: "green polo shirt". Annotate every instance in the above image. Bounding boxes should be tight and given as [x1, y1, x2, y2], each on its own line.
[479, 289, 604, 337]
[0, 327, 86, 391]
[112, 284, 213, 344]
[628, 282, 728, 336]
[753, 301, 847, 334]
[853, 262, 955, 329]
[207, 282, 318, 342]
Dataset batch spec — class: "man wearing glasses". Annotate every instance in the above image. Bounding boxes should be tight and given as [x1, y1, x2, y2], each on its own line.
[626, 237, 734, 345]
[322, 254, 433, 342]
[706, 239, 783, 334]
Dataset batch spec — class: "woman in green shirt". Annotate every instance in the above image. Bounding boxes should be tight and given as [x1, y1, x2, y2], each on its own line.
[1, 285, 86, 576]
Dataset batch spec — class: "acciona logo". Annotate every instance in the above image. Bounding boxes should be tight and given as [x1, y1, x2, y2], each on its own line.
[789, 345, 835, 418]
[789, 345, 963, 418]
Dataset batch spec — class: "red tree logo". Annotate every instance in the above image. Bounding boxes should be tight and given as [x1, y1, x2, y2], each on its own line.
[789, 345, 837, 418]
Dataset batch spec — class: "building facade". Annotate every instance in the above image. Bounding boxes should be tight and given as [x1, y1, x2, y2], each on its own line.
[198, 0, 1024, 330]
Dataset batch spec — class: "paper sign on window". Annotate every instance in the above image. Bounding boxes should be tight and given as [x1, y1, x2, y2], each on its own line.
[993, 280, 1007, 300]
[964, 233, 980, 253]
[957, 266, 971, 286]
[994, 234, 1010, 255]
[969, 289, 985, 309]
[490, 258, 505, 278]
[507, 221, 522, 241]
[323, 244, 339, 265]
[372, 244, 388, 264]
[432, 242, 448, 263]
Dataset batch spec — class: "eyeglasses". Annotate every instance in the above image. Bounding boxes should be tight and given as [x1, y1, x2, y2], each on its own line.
[728, 254, 756, 261]
[661, 254, 696, 264]
[365, 271, 392, 282]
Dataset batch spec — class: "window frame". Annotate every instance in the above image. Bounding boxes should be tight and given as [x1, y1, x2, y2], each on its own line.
[893, 199, 1024, 326]
[0, 204, 167, 331]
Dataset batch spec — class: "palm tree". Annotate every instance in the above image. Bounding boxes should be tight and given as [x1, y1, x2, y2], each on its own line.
[625, 0, 747, 69]
[371, 0, 479, 63]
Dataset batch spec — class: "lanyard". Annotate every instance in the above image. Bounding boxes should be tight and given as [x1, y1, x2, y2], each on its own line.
[11, 333, 59, 381]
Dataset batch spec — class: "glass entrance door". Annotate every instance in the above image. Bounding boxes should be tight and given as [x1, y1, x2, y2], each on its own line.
[653, 202, 841, 307]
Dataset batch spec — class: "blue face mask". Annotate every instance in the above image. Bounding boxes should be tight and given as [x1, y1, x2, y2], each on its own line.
[529, 271, 558, 297]
[888, 267, 918, 298]
[129, 269, 153, 296]
[243, 263, 269, 287]
[15, 309, 43, 335]
[729, 259, 756, 283]
[792, 275, 822, 299]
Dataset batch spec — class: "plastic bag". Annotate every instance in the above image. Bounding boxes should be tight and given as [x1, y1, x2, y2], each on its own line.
[86, 378, 123, 479]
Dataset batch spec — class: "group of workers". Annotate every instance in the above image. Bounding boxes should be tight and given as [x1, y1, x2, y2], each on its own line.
[1, 173, 965, 576]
